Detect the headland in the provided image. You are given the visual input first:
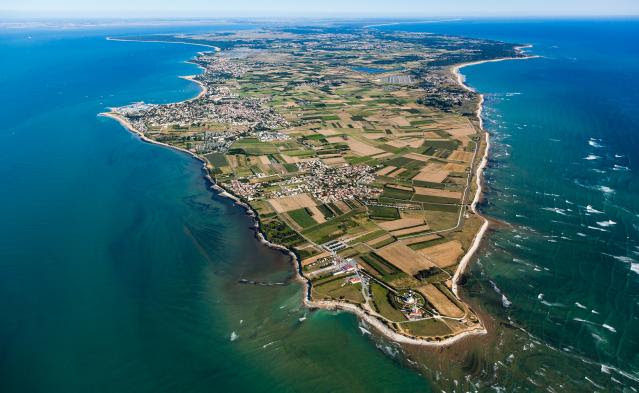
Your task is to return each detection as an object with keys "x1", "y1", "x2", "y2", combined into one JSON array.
[{"x1": 102, "y1": 27, "x2": 532, "y2": 345}]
